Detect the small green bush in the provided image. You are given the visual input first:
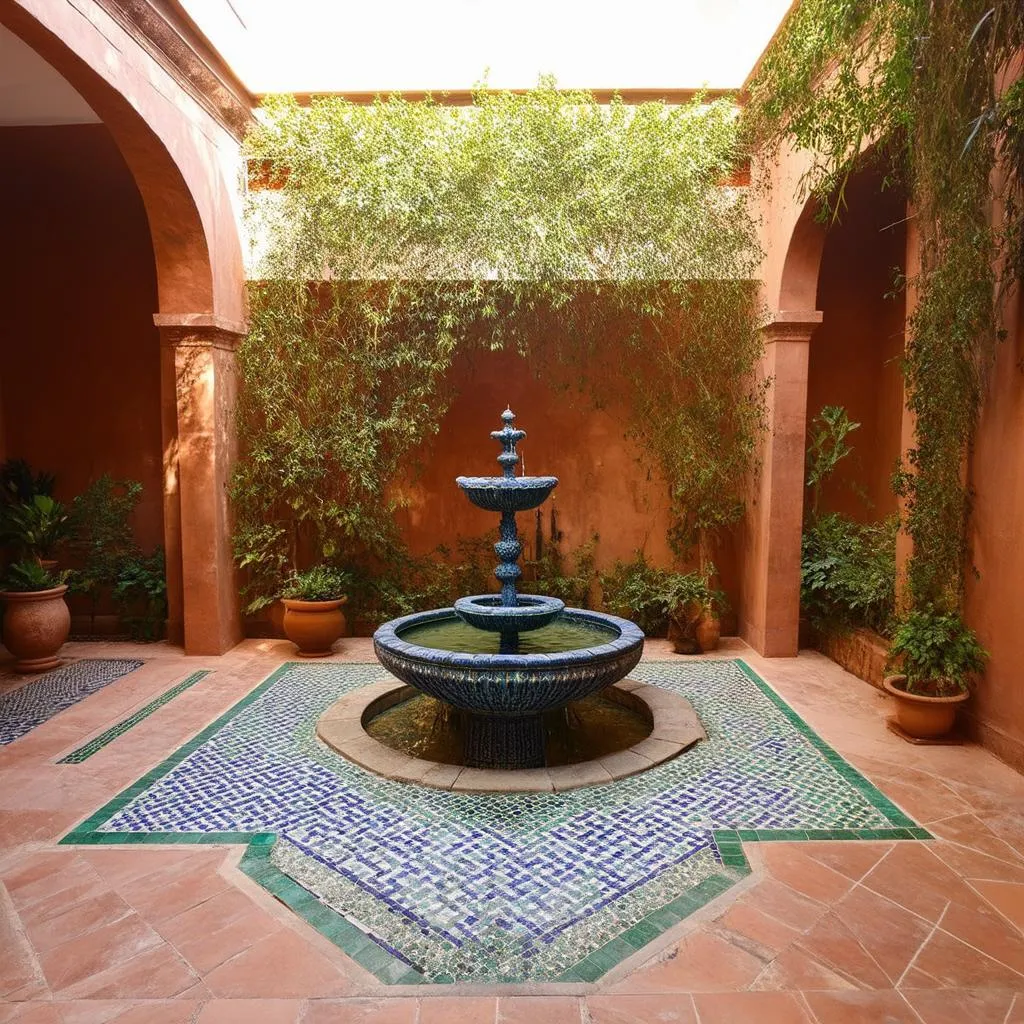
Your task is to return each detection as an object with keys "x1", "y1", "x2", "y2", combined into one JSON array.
[
  {"x1": 3, "y1": 559, "x2": 65, "y2": 592},
  {"x1": 888, "y1": 607, "x2": 987, "y2": 696},
  {"x1": 281, "y1": 565, "x2": 353, "y2": 602}
]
